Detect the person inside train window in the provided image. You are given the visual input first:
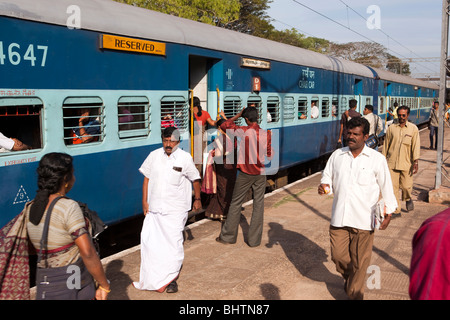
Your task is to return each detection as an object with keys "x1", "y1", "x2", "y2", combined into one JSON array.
[
  {"x1": 161, "y1": 113, "x2": 176, "y2": 128},
  {"x1": 72, "y1": 108, "x2": 100, "y2": 144},
  {"x1": 311, "y1": 101, "x2": 319, "y2": 119},
  {"x1": 118, "y1": 106, "x2": 134, "y2": 124},
  {"x1": 0, "y1": 131, "x2": 31, "y2": 152}
]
